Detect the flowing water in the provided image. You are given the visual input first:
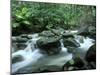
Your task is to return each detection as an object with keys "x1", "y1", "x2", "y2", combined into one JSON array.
[
  {"x1": 74, "y1": 35, "x2": 95, "y2": 58},
  {"x1": 12, "y1": 34, "x2": 95, "y2": 74}
]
